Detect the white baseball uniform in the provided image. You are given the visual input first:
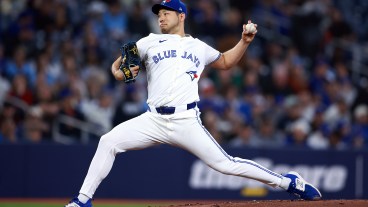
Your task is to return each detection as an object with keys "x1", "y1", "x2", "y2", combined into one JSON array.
[{"x1": 79, "y1": 33, "x2": 286, "y2": 198}]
